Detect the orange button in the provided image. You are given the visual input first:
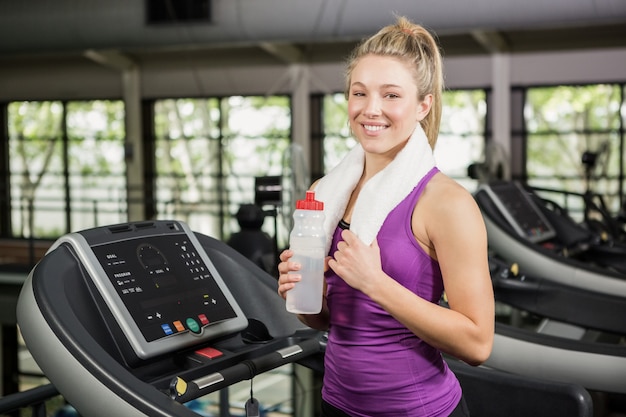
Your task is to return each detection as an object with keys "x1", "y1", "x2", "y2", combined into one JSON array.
[{"x1": 173, "y1": 320, "x2": 185, "y2": 332}]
